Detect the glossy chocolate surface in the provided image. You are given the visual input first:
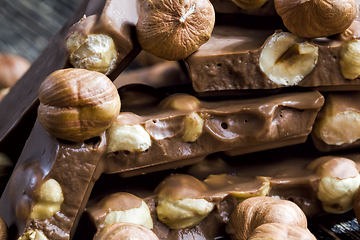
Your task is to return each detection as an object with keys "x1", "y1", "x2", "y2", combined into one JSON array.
[
  {"x1": 104, "y1": 91, "x2": 324, "y2": 176},
  {"x1": 84, "y1": 144, "x2": 360, "y2": 240},
  {"x1": 0, "y1": 90, "x2": 323, "y2": 239},
  {"x1": 186, "y1": 21, "x2": 360, "y2": 93}
]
